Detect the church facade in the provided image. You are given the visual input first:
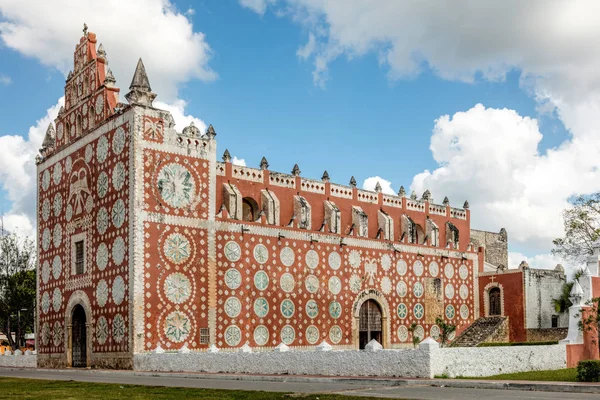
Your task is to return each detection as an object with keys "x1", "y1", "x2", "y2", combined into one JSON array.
[{"x1": 35, "y1": 28, "x2": 493, "y2": 369}]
